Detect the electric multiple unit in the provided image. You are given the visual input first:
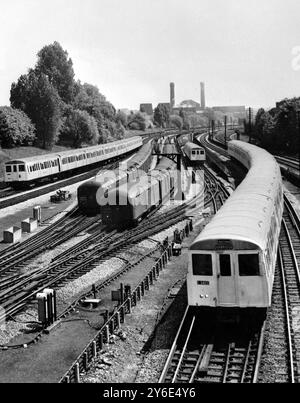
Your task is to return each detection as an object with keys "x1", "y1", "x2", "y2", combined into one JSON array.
[
  {"x1": 187, "y1": 140, "x2": 283, "y2": 312},
  {"x1": 4, "y1": 137, "x2": 142, "y2": 188}
]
